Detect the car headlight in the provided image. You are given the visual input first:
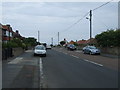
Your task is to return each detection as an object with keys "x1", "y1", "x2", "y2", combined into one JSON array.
[{"x1": 42, "y1": 51, "x2": 46, "y2": 54}]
